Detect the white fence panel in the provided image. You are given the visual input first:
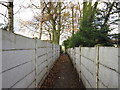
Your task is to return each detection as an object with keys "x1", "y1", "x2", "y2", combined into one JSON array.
[
  {"x1": 2, "y1": 31, "x2": 60, "y2": 88},
  {"x1": 67, "y1": 46, "x2": 119, "y2": 89},
  {"x1": 98, "y1": 47, "x2": 118, "y2": 88}
]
